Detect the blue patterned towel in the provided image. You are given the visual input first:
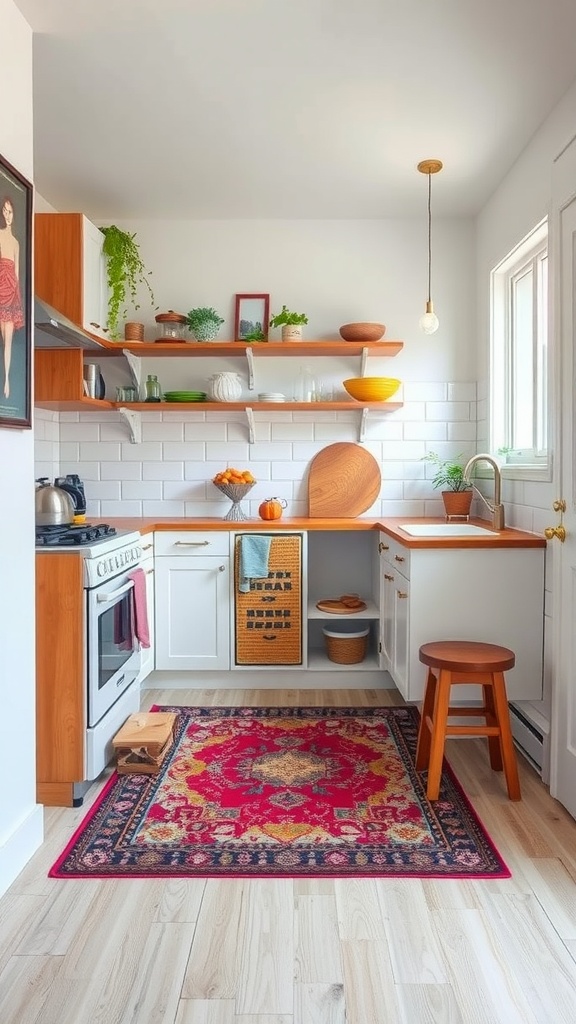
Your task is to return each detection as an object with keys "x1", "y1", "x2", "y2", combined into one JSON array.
[{"x1": 238, "y1": 535, "x2": 272, "y2": 593}]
